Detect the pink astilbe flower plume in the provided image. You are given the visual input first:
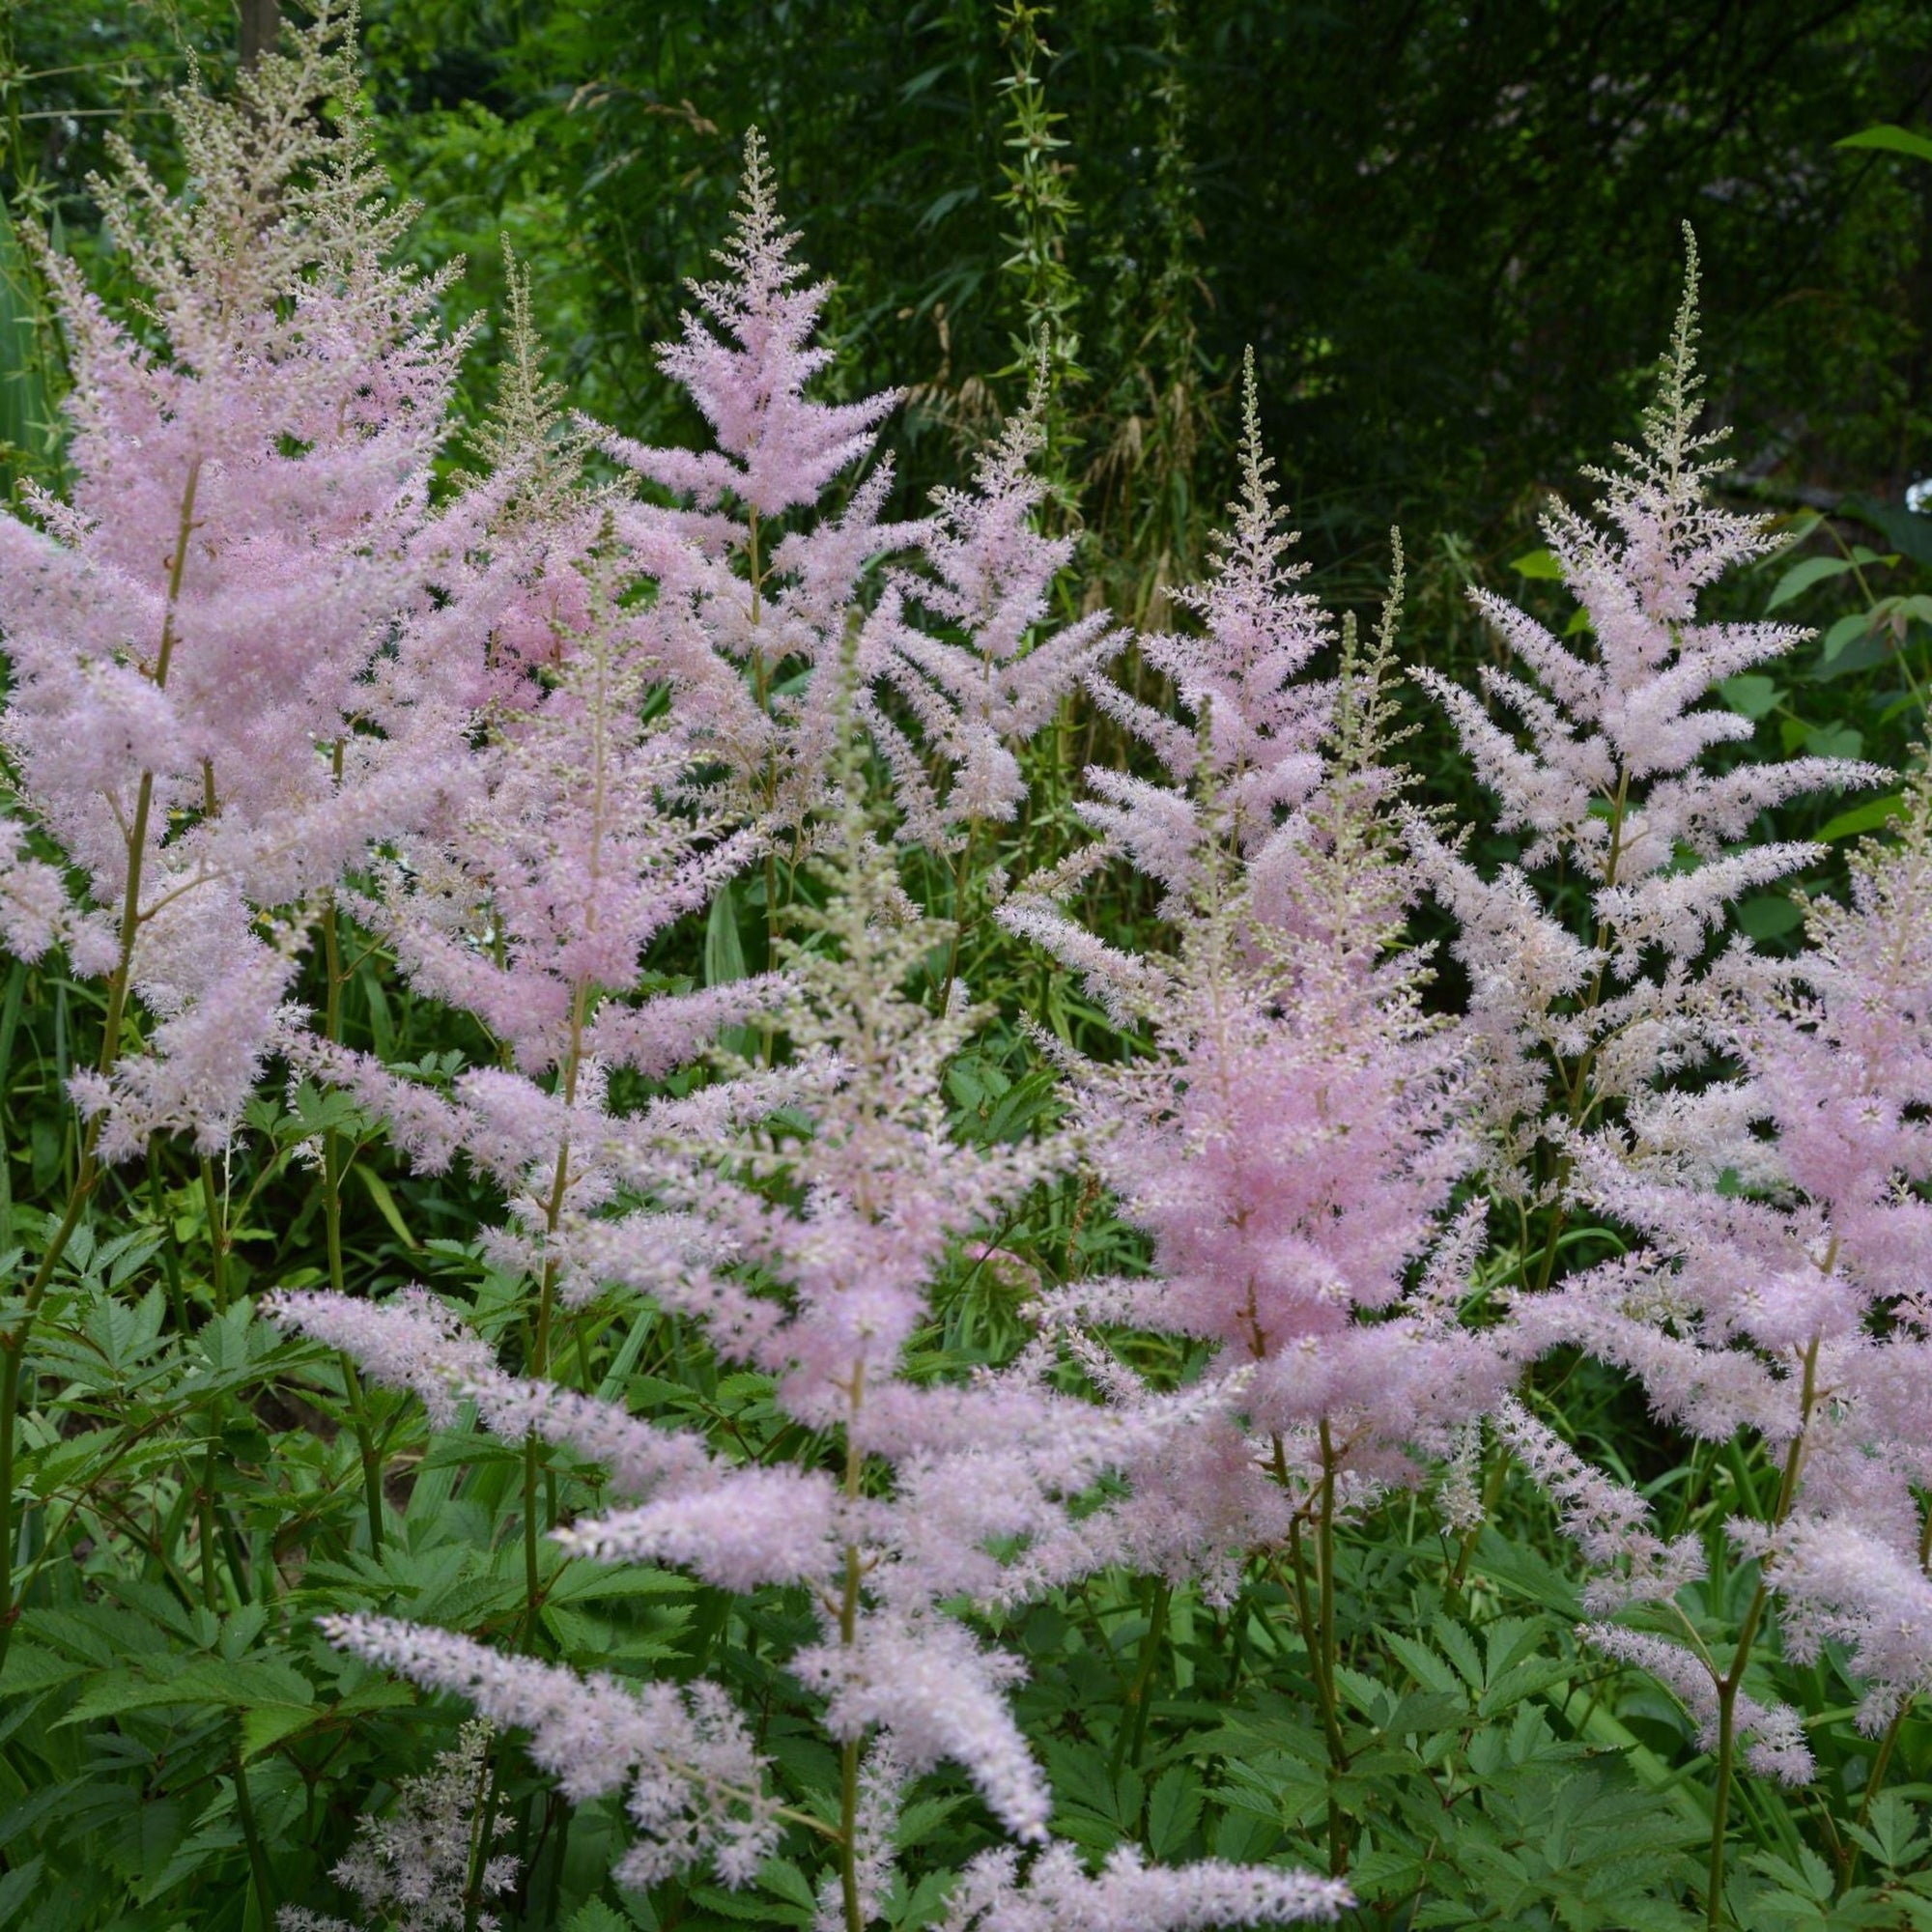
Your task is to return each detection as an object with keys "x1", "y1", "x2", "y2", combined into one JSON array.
[
  {"x1": 935, "y1": 1844, "x2": 1350, "y2": 1931},
  {"x1": 1006, "y1": 385, "x2": 1500, "y2": 1591},
  {"x1": 0, "y1": 3, "x2": 470, "y2": 1156},
  {"x1": 289, "y1": 261, "x2": 779, "y2": 1299},
  {"x1": 318, "y1": 1616, "x2": 781, "y2": 1891},
  {"x1": 1406, "y1": 231, "x2": 1883, "y2": 1203},
  {"x1": 1580, "y1": 1625, "x2": 1814, "y2": 1785},
  {"x1": 594, "y1": 132, "x2": 925, "y2": 837},
  {"x1": 1513, "y1": 773, "x2": 1932, "y2": 1742},
  {"x1": 275, "y1": 728, "x2": 1339, "y2": 1922},
  {"x1": 1074, "y1": 349, "x2": 1334, "y2": 905},
  {"x1": 867, "y1": 366, "x2": 1127, "y2": 848}
]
